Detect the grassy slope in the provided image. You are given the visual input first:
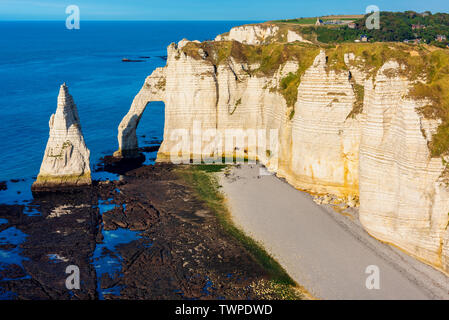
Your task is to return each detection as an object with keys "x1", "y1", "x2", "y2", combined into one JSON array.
[{"x1": 176, "y1": 164, "x2": 307, "y2": 299}]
